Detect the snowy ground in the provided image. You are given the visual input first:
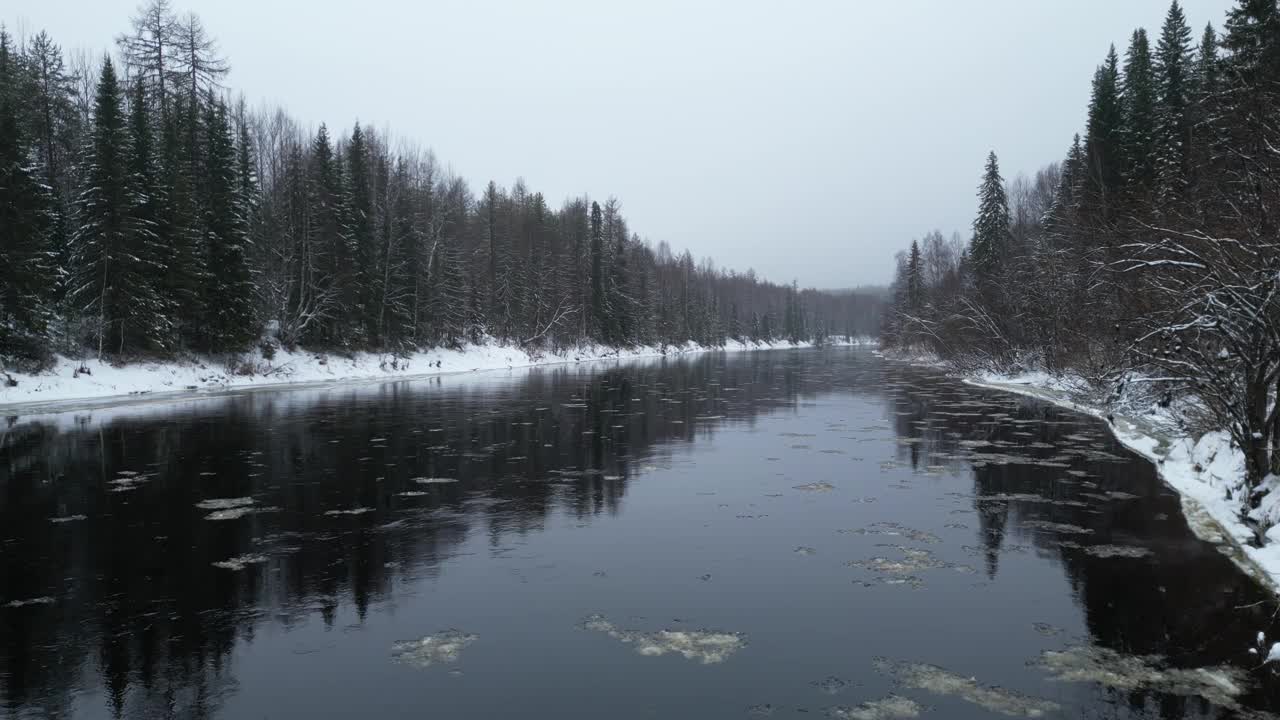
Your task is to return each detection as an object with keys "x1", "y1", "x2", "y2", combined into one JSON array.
[
  {"x1": 0, "y1": 337, "x2": 876, "y2": 412},
  {"x1": 962, "y1": 368, "x2": 1280, "y2": 597}
]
